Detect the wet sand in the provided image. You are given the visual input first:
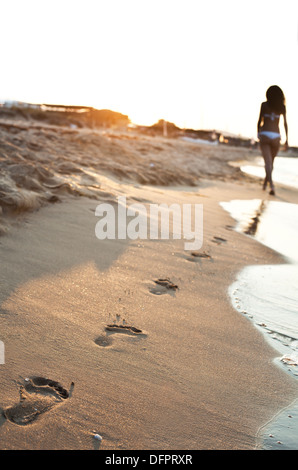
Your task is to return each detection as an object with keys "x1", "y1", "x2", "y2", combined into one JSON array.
[{"x1": 0, "y1": 122, "x2": 298, "y2": 449}]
